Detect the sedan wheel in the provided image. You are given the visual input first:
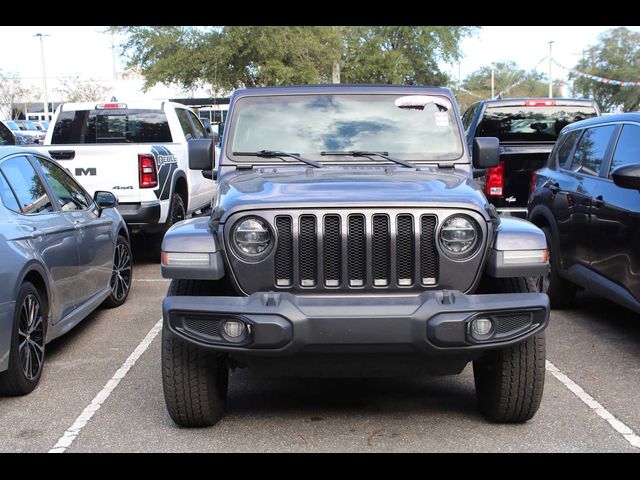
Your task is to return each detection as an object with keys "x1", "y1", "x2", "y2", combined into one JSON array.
[
  {"x1": 102, "y1": 235, "x2": 133, "y2": 308},
  {"x1": 18, "y1": 294, "x2": 45, "y2": 381}
]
